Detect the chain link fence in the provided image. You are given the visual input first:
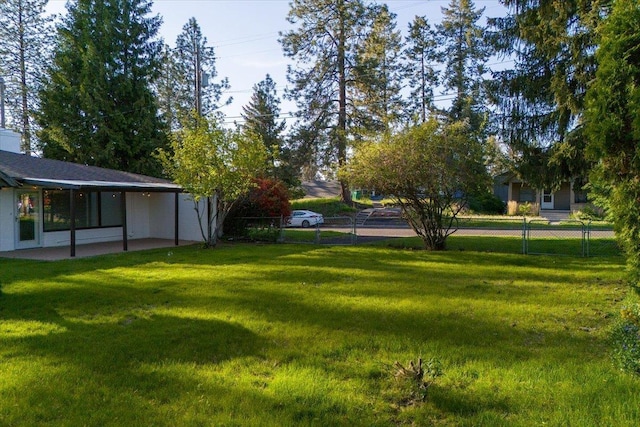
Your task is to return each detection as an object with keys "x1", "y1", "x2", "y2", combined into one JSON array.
[{"x1": 227, "y1": 214, "x2": 619, "y2": 257}]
